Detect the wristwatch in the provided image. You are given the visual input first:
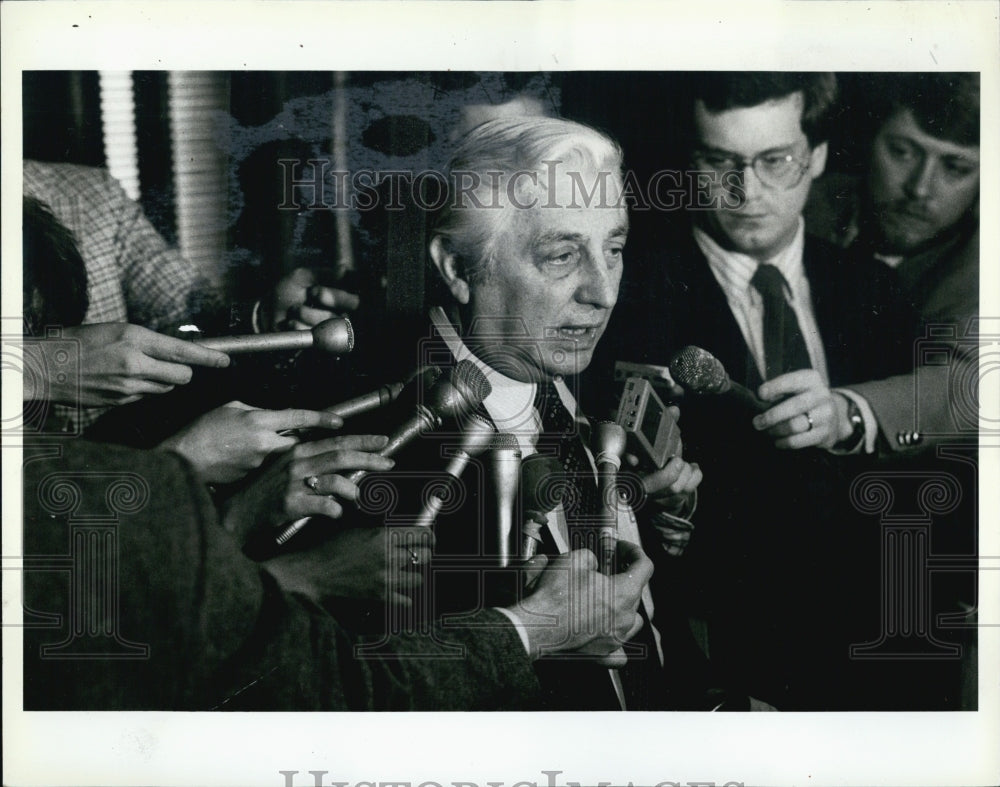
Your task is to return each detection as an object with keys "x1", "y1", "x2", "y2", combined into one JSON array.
[{"x1": 834, "y1": 396, "x2": 865, "y2": 452}]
